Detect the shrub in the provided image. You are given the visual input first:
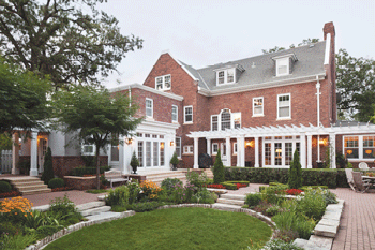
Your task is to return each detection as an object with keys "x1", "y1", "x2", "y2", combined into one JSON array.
[
  {"x1": 321, "y1": 189, "x2": 337, "y2": 205},
  {"x1": 170, "y1": 183, "x2": 185, "y2": 204},
  {"x1": 184, "y1": 183, "x2": 197, "y2": 203},
  {"x1": 213, "y1": 149, "x2": 225, "y2": 184},
  {"x1": 288, "y1": 150, "x2": 302, "y2": 189},
  {"x1": 266, "y1": 205, "x2": 285, "y2": 216},
  {"x1": 0, "y1": 233, "x2": 37, "y2": 250},
  {"x1": 186, "y1": 171, "x2": 208, "y2": 190},
  {"x1": 0, "y1": 181, "x2": 12, "y2": 193},
  {"x1": 41, "y1": 147, "x2": 54, "y2": 185},
  {"x1": 72, "y1": 166, "x2": 110, "y2": 176},
  {"x1": 36, "y1": 224, "x2": 64, "y2": 238},
  {"x1": 161, "y1": 178, "x2": 183, "y2": 195},
  {"x1": 264, "y1": 186, "x2": 288, "y2": 205},
  {"x1": 170, "y1": 152, "x2": 179, "y2": 165},
  {"x1": 192, "y1": 188, "x2": 216, "y2": 204},
  {"x1": 297, "y1": 190, "x2": 326, "y2": 221},
  {"x1": 245, "y1": 193, "x2": 262, "y2": 207},
  {"x1": 0, "y1": 221, "x2": 23, "y2": 236},
  {"x1": 127, "y1": 181, "x2": 141, "y2": 204},
  {"x1": 105, "y1": 186, "x2": 130, "y2": 206},
  {"x1": 49, "y1": 194, "x2": 76, "y2": 214},
  {"x1": 272, "y1": 212, "x2": 315, "y2": 240},
  {"x1": 48, "y1": 178, "x2": 64, "y2": 189},
  {"x1": 130, "y1": 201, "x2": 164, "y2": 212}
]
